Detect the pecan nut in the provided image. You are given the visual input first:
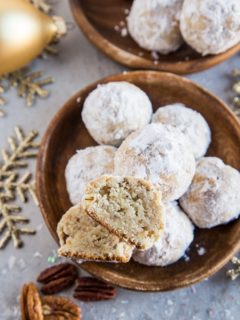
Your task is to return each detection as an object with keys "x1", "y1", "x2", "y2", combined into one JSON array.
[
  {"x1": 74, "y1": 277, "x2": 116, "y2": 302},
  {"x1": 37, "y1": 263, "x2": 78, "y2": 294},
  {"x1": 37, "y1": 263, "x2": 78, "y2": 283},
  {"x1": 41, "y1": 295, "x2": 81, "y2": 320},
  {"x1": 20, "y1": 282, "x2": 43, "y2": 320}
]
